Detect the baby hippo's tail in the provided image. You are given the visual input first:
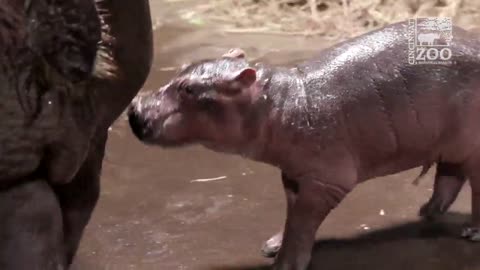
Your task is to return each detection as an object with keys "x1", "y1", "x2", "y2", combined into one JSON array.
[{"x1": 412, "y1": 162, "x2": 434, "y2": 186}]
